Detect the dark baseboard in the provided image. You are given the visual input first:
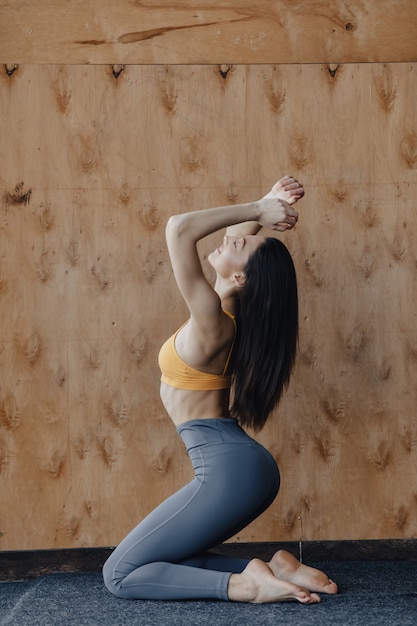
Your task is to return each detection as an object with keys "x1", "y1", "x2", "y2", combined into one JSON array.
[
  {"x1": 211, "y1": 539, "x2": 417, "y2": 563},
  {"x1": 0, "y1": 540, "x2": 416, "y2": 582}
]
